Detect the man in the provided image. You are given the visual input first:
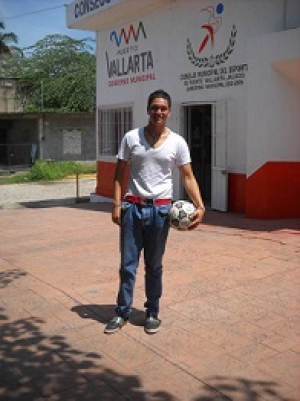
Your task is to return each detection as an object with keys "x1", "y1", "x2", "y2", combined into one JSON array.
[{"x1": 104, "y1": 89, "x2": 205, "y2": 335}]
